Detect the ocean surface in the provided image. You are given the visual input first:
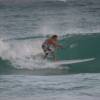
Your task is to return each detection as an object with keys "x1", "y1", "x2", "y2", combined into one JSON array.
[{"x1": 0, "y1": 0, "x2": 100, "y2": 100}]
